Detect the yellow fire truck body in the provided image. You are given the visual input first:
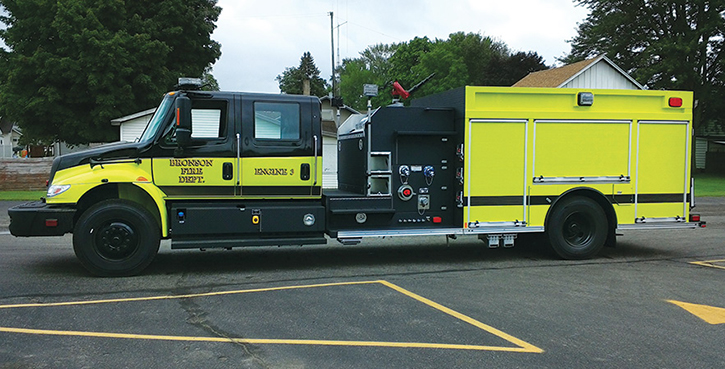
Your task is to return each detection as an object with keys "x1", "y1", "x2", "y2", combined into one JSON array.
[{"x1": 9, "y1": 83, "x2": 703, "y2": 276}]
